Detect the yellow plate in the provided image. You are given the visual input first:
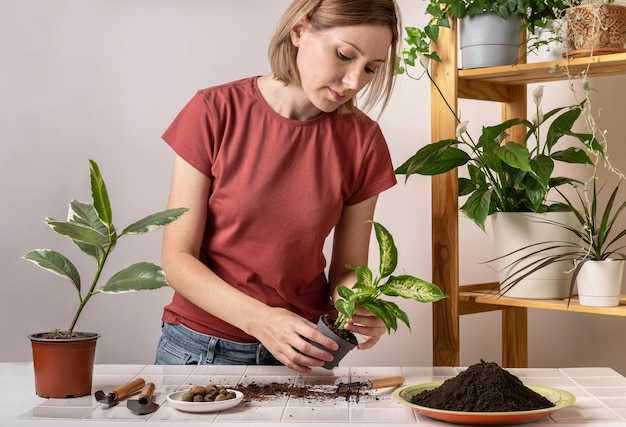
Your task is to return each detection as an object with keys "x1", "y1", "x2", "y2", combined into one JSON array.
[{"x1": 393, "y1": 381, "x2": 575, "y2": 425}]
